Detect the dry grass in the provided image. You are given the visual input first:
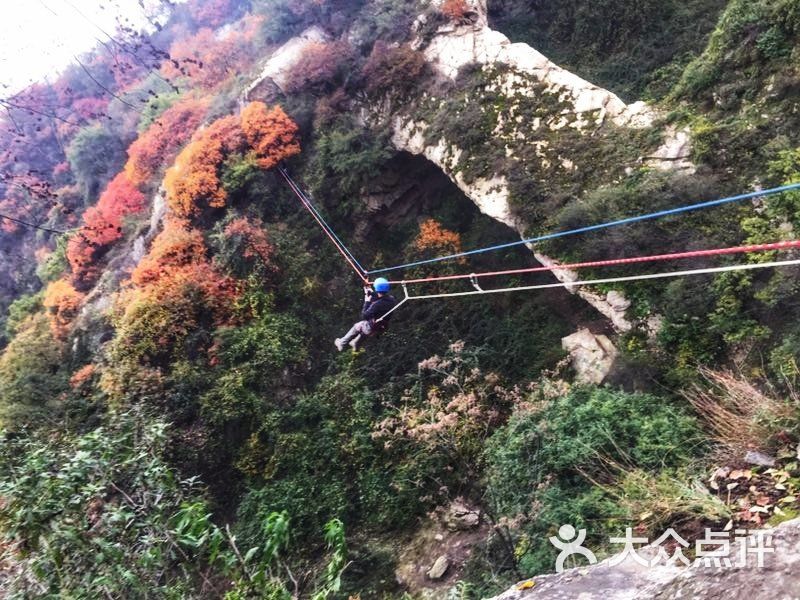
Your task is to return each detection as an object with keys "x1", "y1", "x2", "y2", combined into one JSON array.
[{"x1": 683, "y1": 368, "x2": 797, "y2": 453}]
